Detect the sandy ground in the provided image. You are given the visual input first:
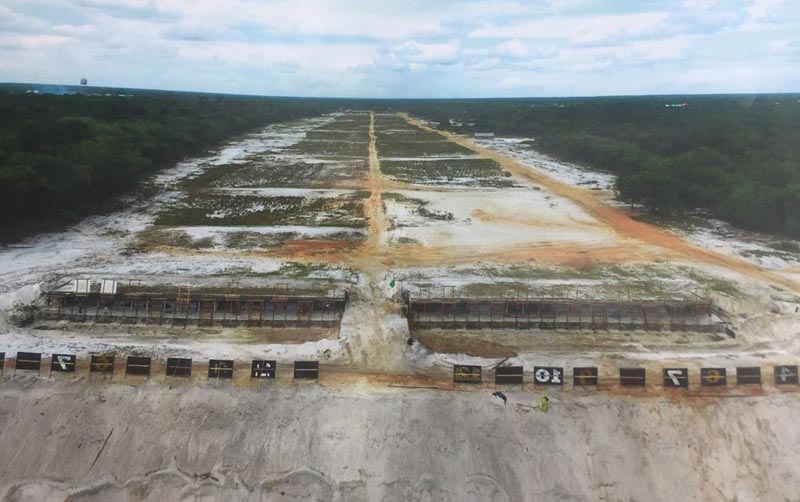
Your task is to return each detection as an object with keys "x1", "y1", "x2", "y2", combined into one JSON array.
[
  {"x1": 1, "y1": 110, "x2": 800, "y2": 501},
  {"x1": 404, "y1": 114, "x2": 800, "y2": 294},
  {"x1": 0, "y1": 379, "x2": 798, "y2": 502}
]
